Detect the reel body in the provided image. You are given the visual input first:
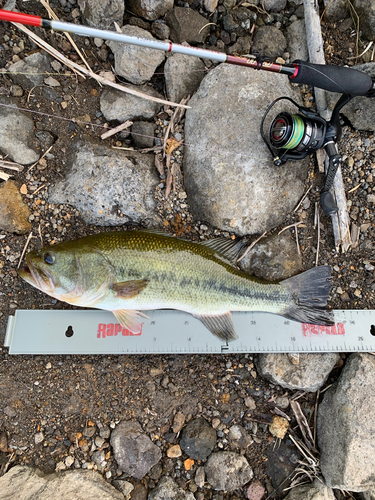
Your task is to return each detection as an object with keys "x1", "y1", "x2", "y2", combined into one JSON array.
[{"x1": 261, "y1": 97, "x2": 327, "y2": 166}]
